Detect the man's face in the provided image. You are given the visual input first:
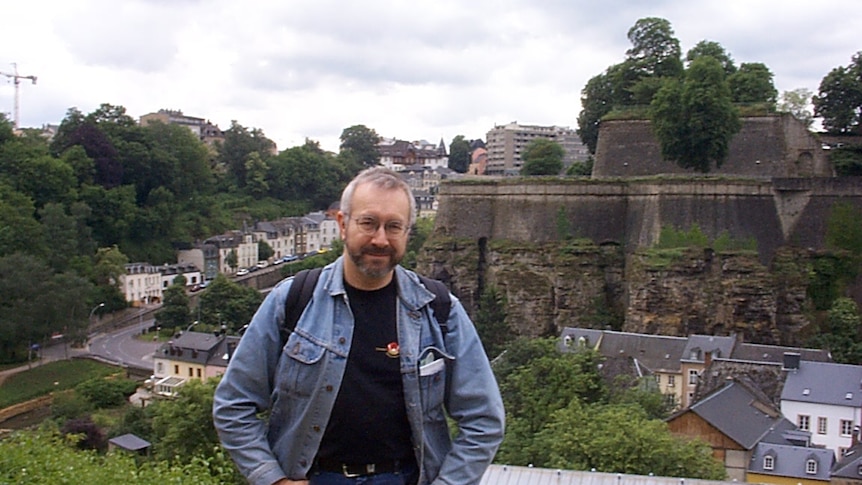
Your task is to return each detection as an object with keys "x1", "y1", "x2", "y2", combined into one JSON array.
[{"x1": 338, "y1": 182, "x2": 411, "y2": 288}]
